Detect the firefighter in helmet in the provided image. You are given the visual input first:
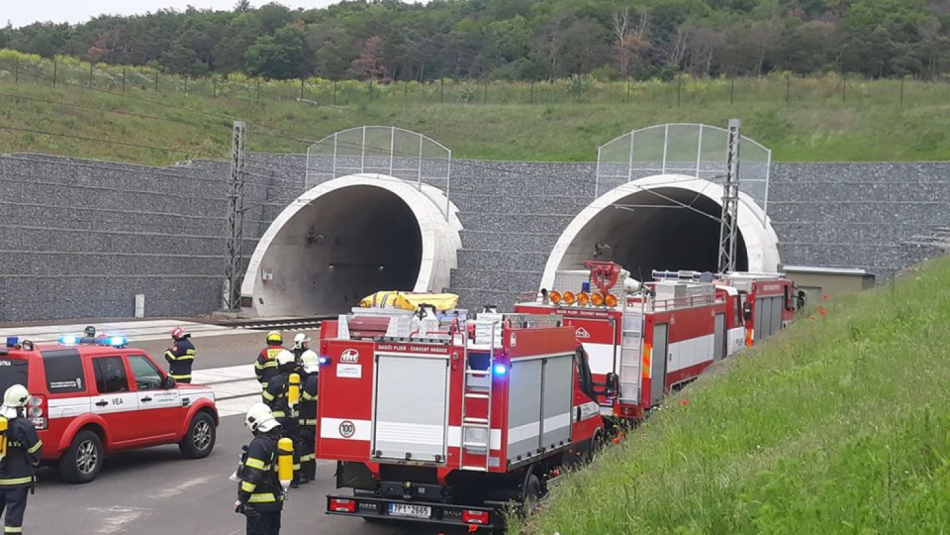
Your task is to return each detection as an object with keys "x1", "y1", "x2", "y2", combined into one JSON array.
[
  {"x1": 296, "y1": 350, "x2": 319, "y2": 484},
  {"x1": 164, "y1": 327, "x2": 196, "y2": 384},
  {"x1": 291, "y1": 333, "x2": 311, "y2": 364},
  {"x1": 235, "y1": 403, "x2": 284, "y2": 535},
  {"x1": 261, "y1": 350, "x2": 301, "y2": 487},
  {"x1": 0, "y1": 385, "x2": 43, "y2": 534},
  {"x1": 255, "y1": 331, "x2": 284, "y2": 386}
]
